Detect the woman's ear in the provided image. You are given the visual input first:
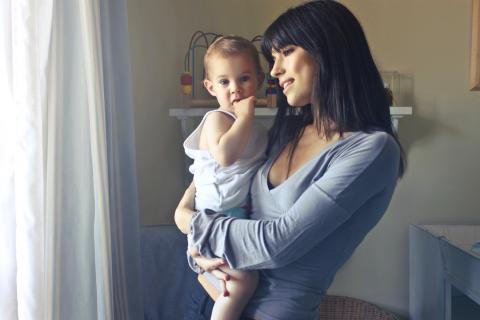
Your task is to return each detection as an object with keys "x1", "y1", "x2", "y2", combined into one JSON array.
[
  {"x1": 257, "y1": 72, "x2": 265, "y2": 89},
  {"x1": 203, "y1": 79, "x2": 216, "y2": 97}
]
